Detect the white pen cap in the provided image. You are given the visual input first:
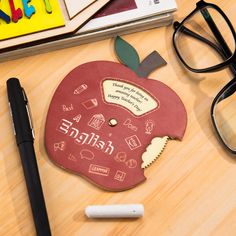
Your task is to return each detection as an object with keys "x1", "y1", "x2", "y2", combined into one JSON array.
[{"x1": 85, "y1": 204, "x2": 144, "y2": 218}]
